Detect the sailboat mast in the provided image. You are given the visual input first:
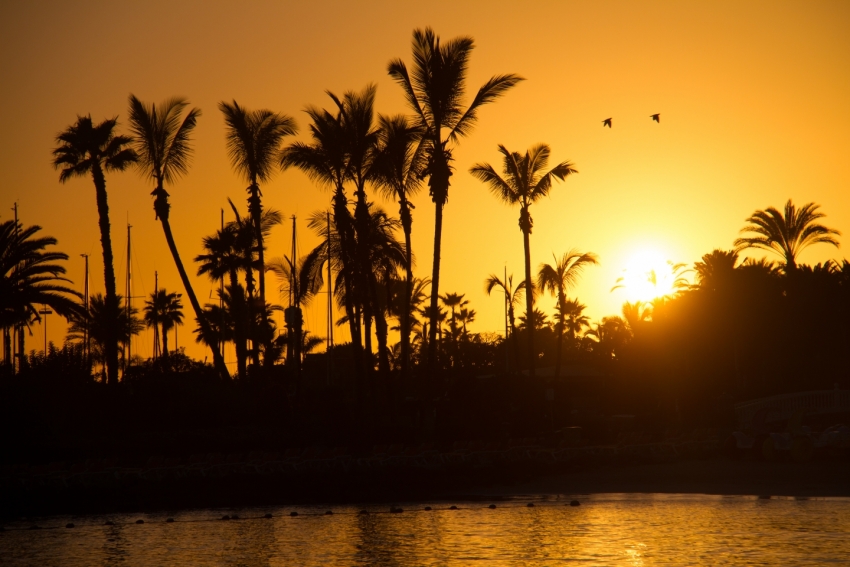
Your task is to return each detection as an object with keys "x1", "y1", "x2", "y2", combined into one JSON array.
[{"x1": 125, "y1": 223, "x2": 132, "y2": 373}]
